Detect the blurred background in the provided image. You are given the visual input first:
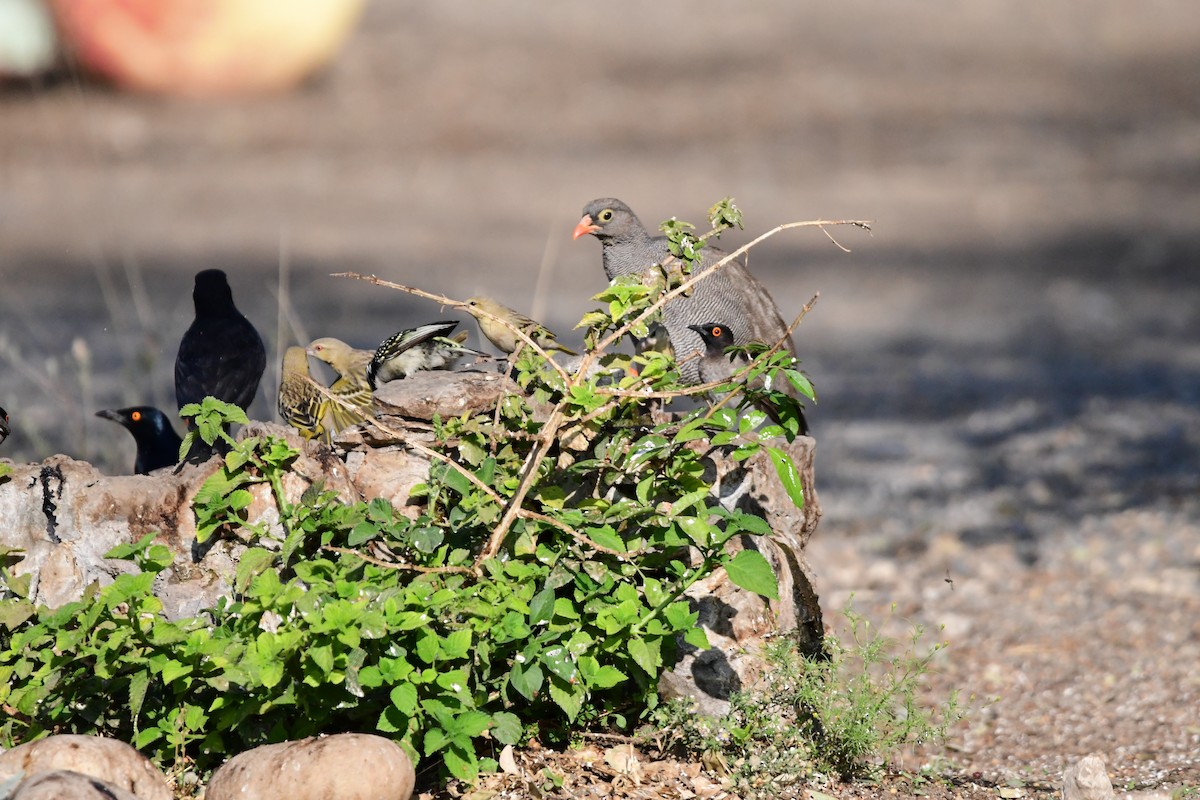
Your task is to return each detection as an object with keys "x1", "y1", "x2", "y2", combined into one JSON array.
[{"x1": 2, "y1": 0, "x2": 1198, "y2": 528}]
